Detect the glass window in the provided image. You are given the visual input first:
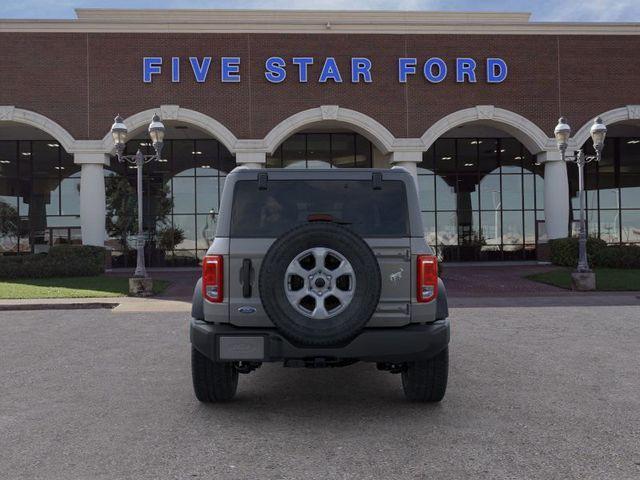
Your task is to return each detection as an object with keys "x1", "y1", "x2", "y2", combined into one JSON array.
[
  {"x1": 172, "y1": 140, "x2": 195, "y2": 176},
  {"x1": 620, "y1": 138, "x2": 640, "y2": 174},
  {"x1": 0, "y1": 141, "x2": 18, "y2": 177},
  {"x1": 479, "y1": 175, "x2": 501, "y2": 211},
  {"x1": 502, "y1": 175, "x2": 523, "y2": 210},
  {"x1": 500, "y1": 138, "x2": 523, "y2": 174},
  {"x1": 355, "y1": 134, "x2": 372, "y2": 168},
  {"x1": 421, "y1": 211, "x2": 436, "y2": 245},
  {"x1": 307, "y1": 134, "x2": 331, "y2": 166},
  {"x1": 196, "y1": 176, "x2": 220, "y2": 214},
  {"x1": 456, "y1": 176, "x2": 479, "y2": 211},
  {"x1": 172, "y1": 214, "x2": 196, "y2": 250},
  {"x1": 477, "y1": 139, "x2": 498, "y2": 174},
  {"x1": 60, "y1": 176, "x2": 80, "y2": 215},
  {"x1": 267, "y1": 146, "x2": 282, "y2": 168},
  {"x1": 435, "y1": 175, "x2": 456, "y2": 211},
  {"x1": 197, "y1": 213, "x2": 217, "y2": 250},
  {"x1": 436, "y1": 211, "x2": 457, "y2": 245},
  {"x1": 282, "y1": 135, "x2": 306, "y2": 168},
  {"x1": 230, "y1": 180, "x2": 409, "y2": 238},
  {"x1": 172, "y1": 177, "x2": 195, "y2": 214},
  {"x1": 457, "y1": 138, "x2": 478, "y2": 173},
  {"x1": 524, "y1": 210, "x2": 536, "y2": 245},
  {"x1": 621, "y1": 210, "x2": 640, "y2": 243},
  {"x1": 331, "y1": 134, "x2": 355, "y2": 168},
  {"x1": 419, "y1": 147, "x2": 435, "y2": 172},
  {"x1": 417, "y1": 175, "x2": 435, "y2": 211},
  {"x1": 32, "y1": 141, "x2": 59, "y2": 177},
  {"x1": 523, "y1": 174, "x2": 536, "y2": 210},
  {"x1": 435, "y1": 139, "x2": 456, "y2": 175},
  {"x1": 502, "y1": 211, "x2": 523, "y2": 247},
  {"x1": 620, "y1": 175, "x2": 640, "y2": 209},
  {"x1": 599, "y1": 210, "x2": 620, "y2": 243},
  {"x1": 194, "y1": 139, "x2": 218, "y2": 175}
]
